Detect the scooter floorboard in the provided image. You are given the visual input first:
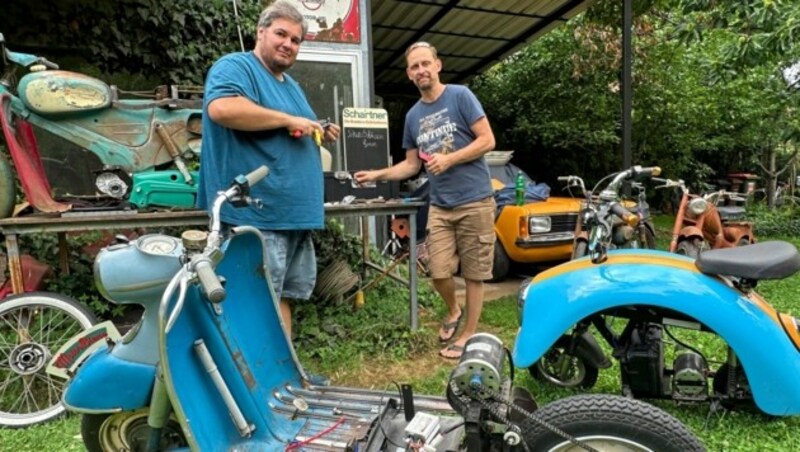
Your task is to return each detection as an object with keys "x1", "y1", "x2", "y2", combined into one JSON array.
[{"x1": 270, "y1": 384, "x2": 461, "y2": 450}]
